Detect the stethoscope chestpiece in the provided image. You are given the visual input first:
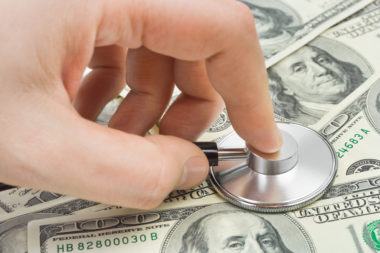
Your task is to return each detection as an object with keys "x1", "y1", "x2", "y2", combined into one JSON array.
[{"x1": 199, "y1": 122, "x2": 337, "y2": 213}]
